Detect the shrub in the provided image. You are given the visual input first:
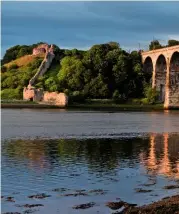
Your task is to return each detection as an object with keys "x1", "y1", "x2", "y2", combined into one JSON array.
[
  {"x1": 8, "y1": 63, "x2": 18, "y2": 70},
  {"x1": 112, "y1": 90, "x2": 125, "y2": 103},
  {"x1": 28, "y1": 58, "x2": 43, "y2": 70},
  {"x1": 1, "y1": 66, "x2": 7, "y2": 73},
  {"x1": 69, "y1": 91, "x2": 85, "y2": 104},
  {"x1": 131, "y1": 98, "x2": 142, "y2": 104},
  {"x1": 64, "y1": 89, "x2": 69, "y2": 95},
  {"x1": 141, "y1": 98, "x2": 149, "y2": 105},
  {"x1": 144, "y1": 86, "x2": 159, "y2": 104},
  {"x1": 1, "y1": 88, "x2": 22, "y2": 100}
]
